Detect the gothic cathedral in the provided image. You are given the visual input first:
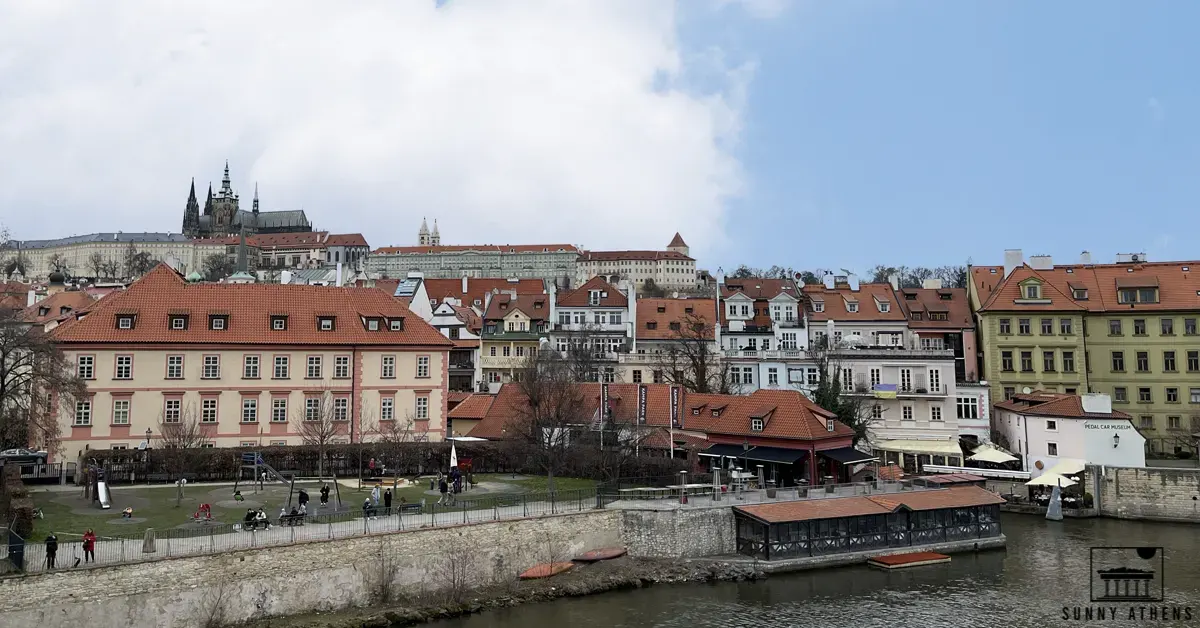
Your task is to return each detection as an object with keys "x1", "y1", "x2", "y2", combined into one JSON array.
[{"x1": 183, "y1": 162, "x2": 313, "y2": 238}]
